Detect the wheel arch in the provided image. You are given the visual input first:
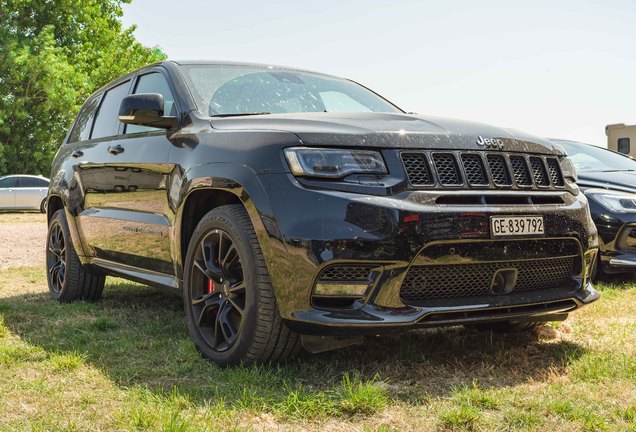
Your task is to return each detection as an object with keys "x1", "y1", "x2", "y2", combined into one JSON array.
[
  {"x1": 46, "y1": 194, "x2": 65, "y2": 223},
  {"x1": 174, "y1": 166, "x2": 286, "y2": 287},
  {"x1": 179, "y1": 188, "x2": 242, "y2": 269},
  {"x1": 45, "y1": 192, "x2": 90, "y2": 261}
]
